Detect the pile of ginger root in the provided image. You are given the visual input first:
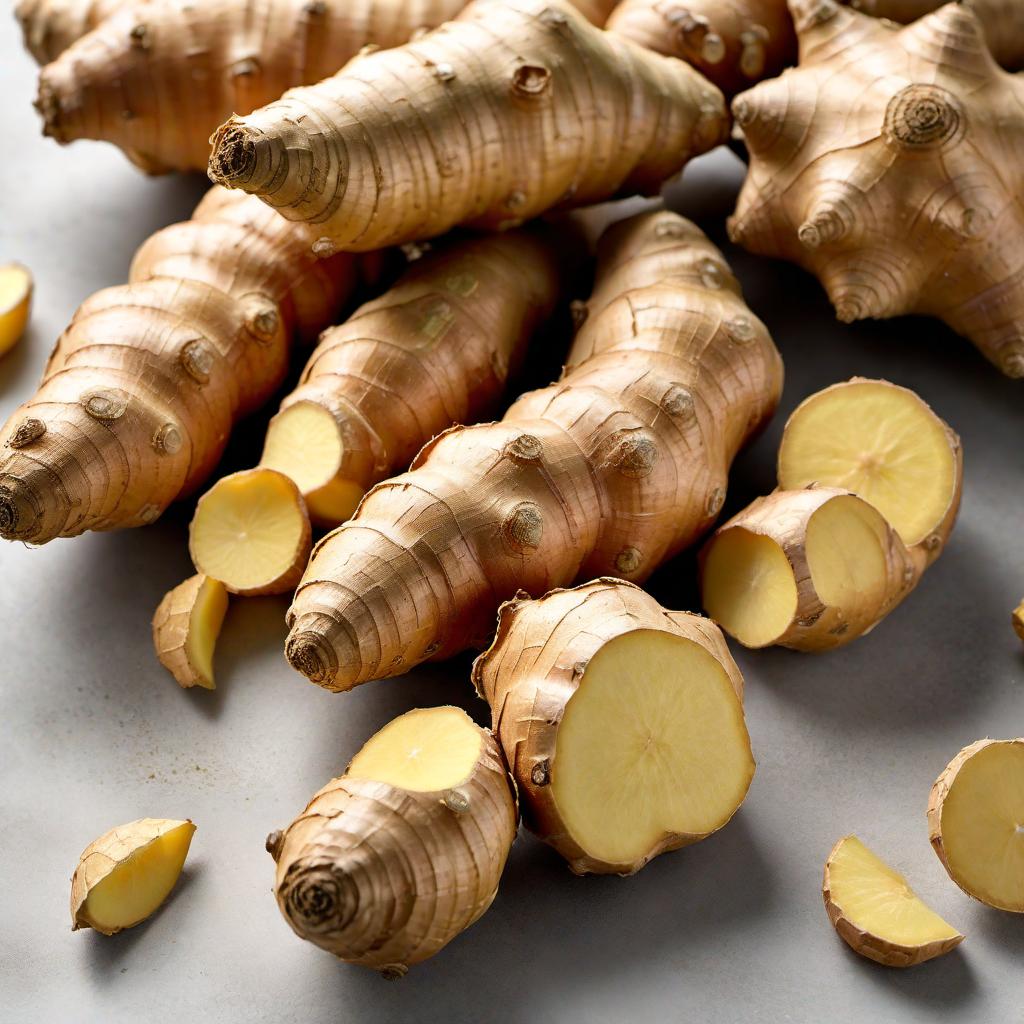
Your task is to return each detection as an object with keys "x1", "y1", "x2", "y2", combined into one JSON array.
[{"x1": 4, "y1": 0, "x2": 1023, "y2": 987}]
